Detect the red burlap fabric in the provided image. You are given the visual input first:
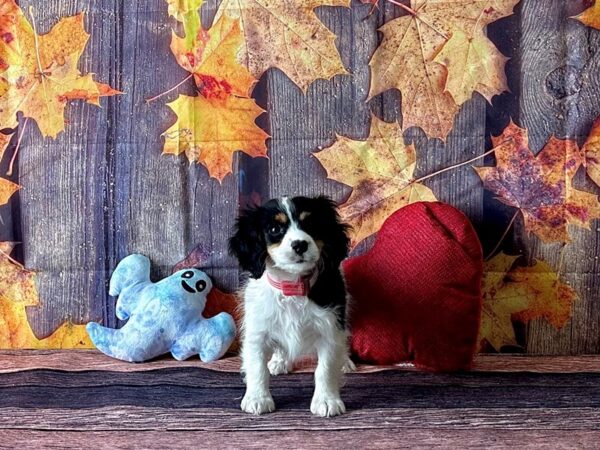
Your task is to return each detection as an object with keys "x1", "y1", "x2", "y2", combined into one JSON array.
[{"x1": 343, "y1": 202, "x2": 483, "y2": 372}]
